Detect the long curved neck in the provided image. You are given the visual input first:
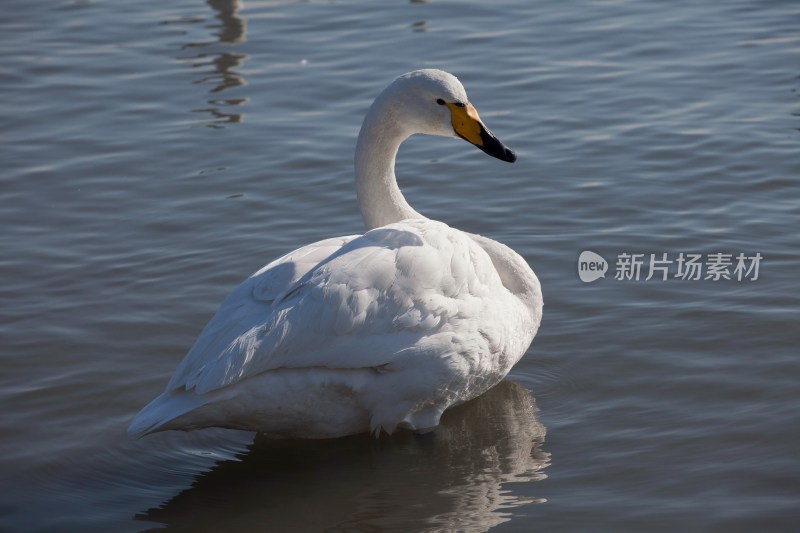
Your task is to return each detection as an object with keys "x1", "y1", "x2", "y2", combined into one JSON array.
[{"x1": 354, "y1": 95, "x2": 425, "y2": 230}]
